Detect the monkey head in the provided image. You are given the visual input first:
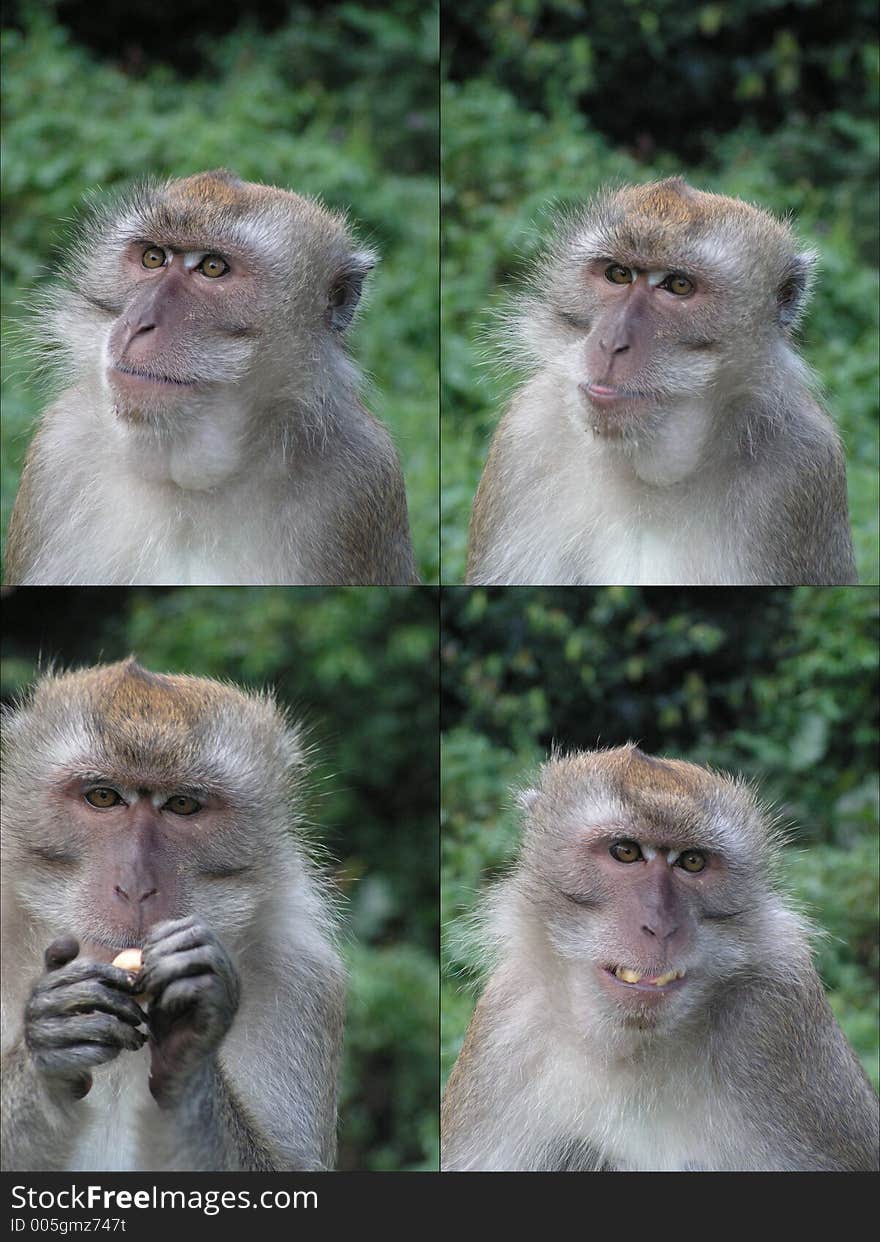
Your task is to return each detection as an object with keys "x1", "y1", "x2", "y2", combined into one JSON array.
[
  {"x1": 46, "y1": 170, "x2": 376, "y2": 427},
  {"x1": 505, "y1": 744, "x2": 801, "y2": 1039},
  {"x1": 1, "y1": 659, "x2": 305, "y2": 964},
  {"x1": 514, "y1": 178, "x2": 816, "y2": 452}
]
